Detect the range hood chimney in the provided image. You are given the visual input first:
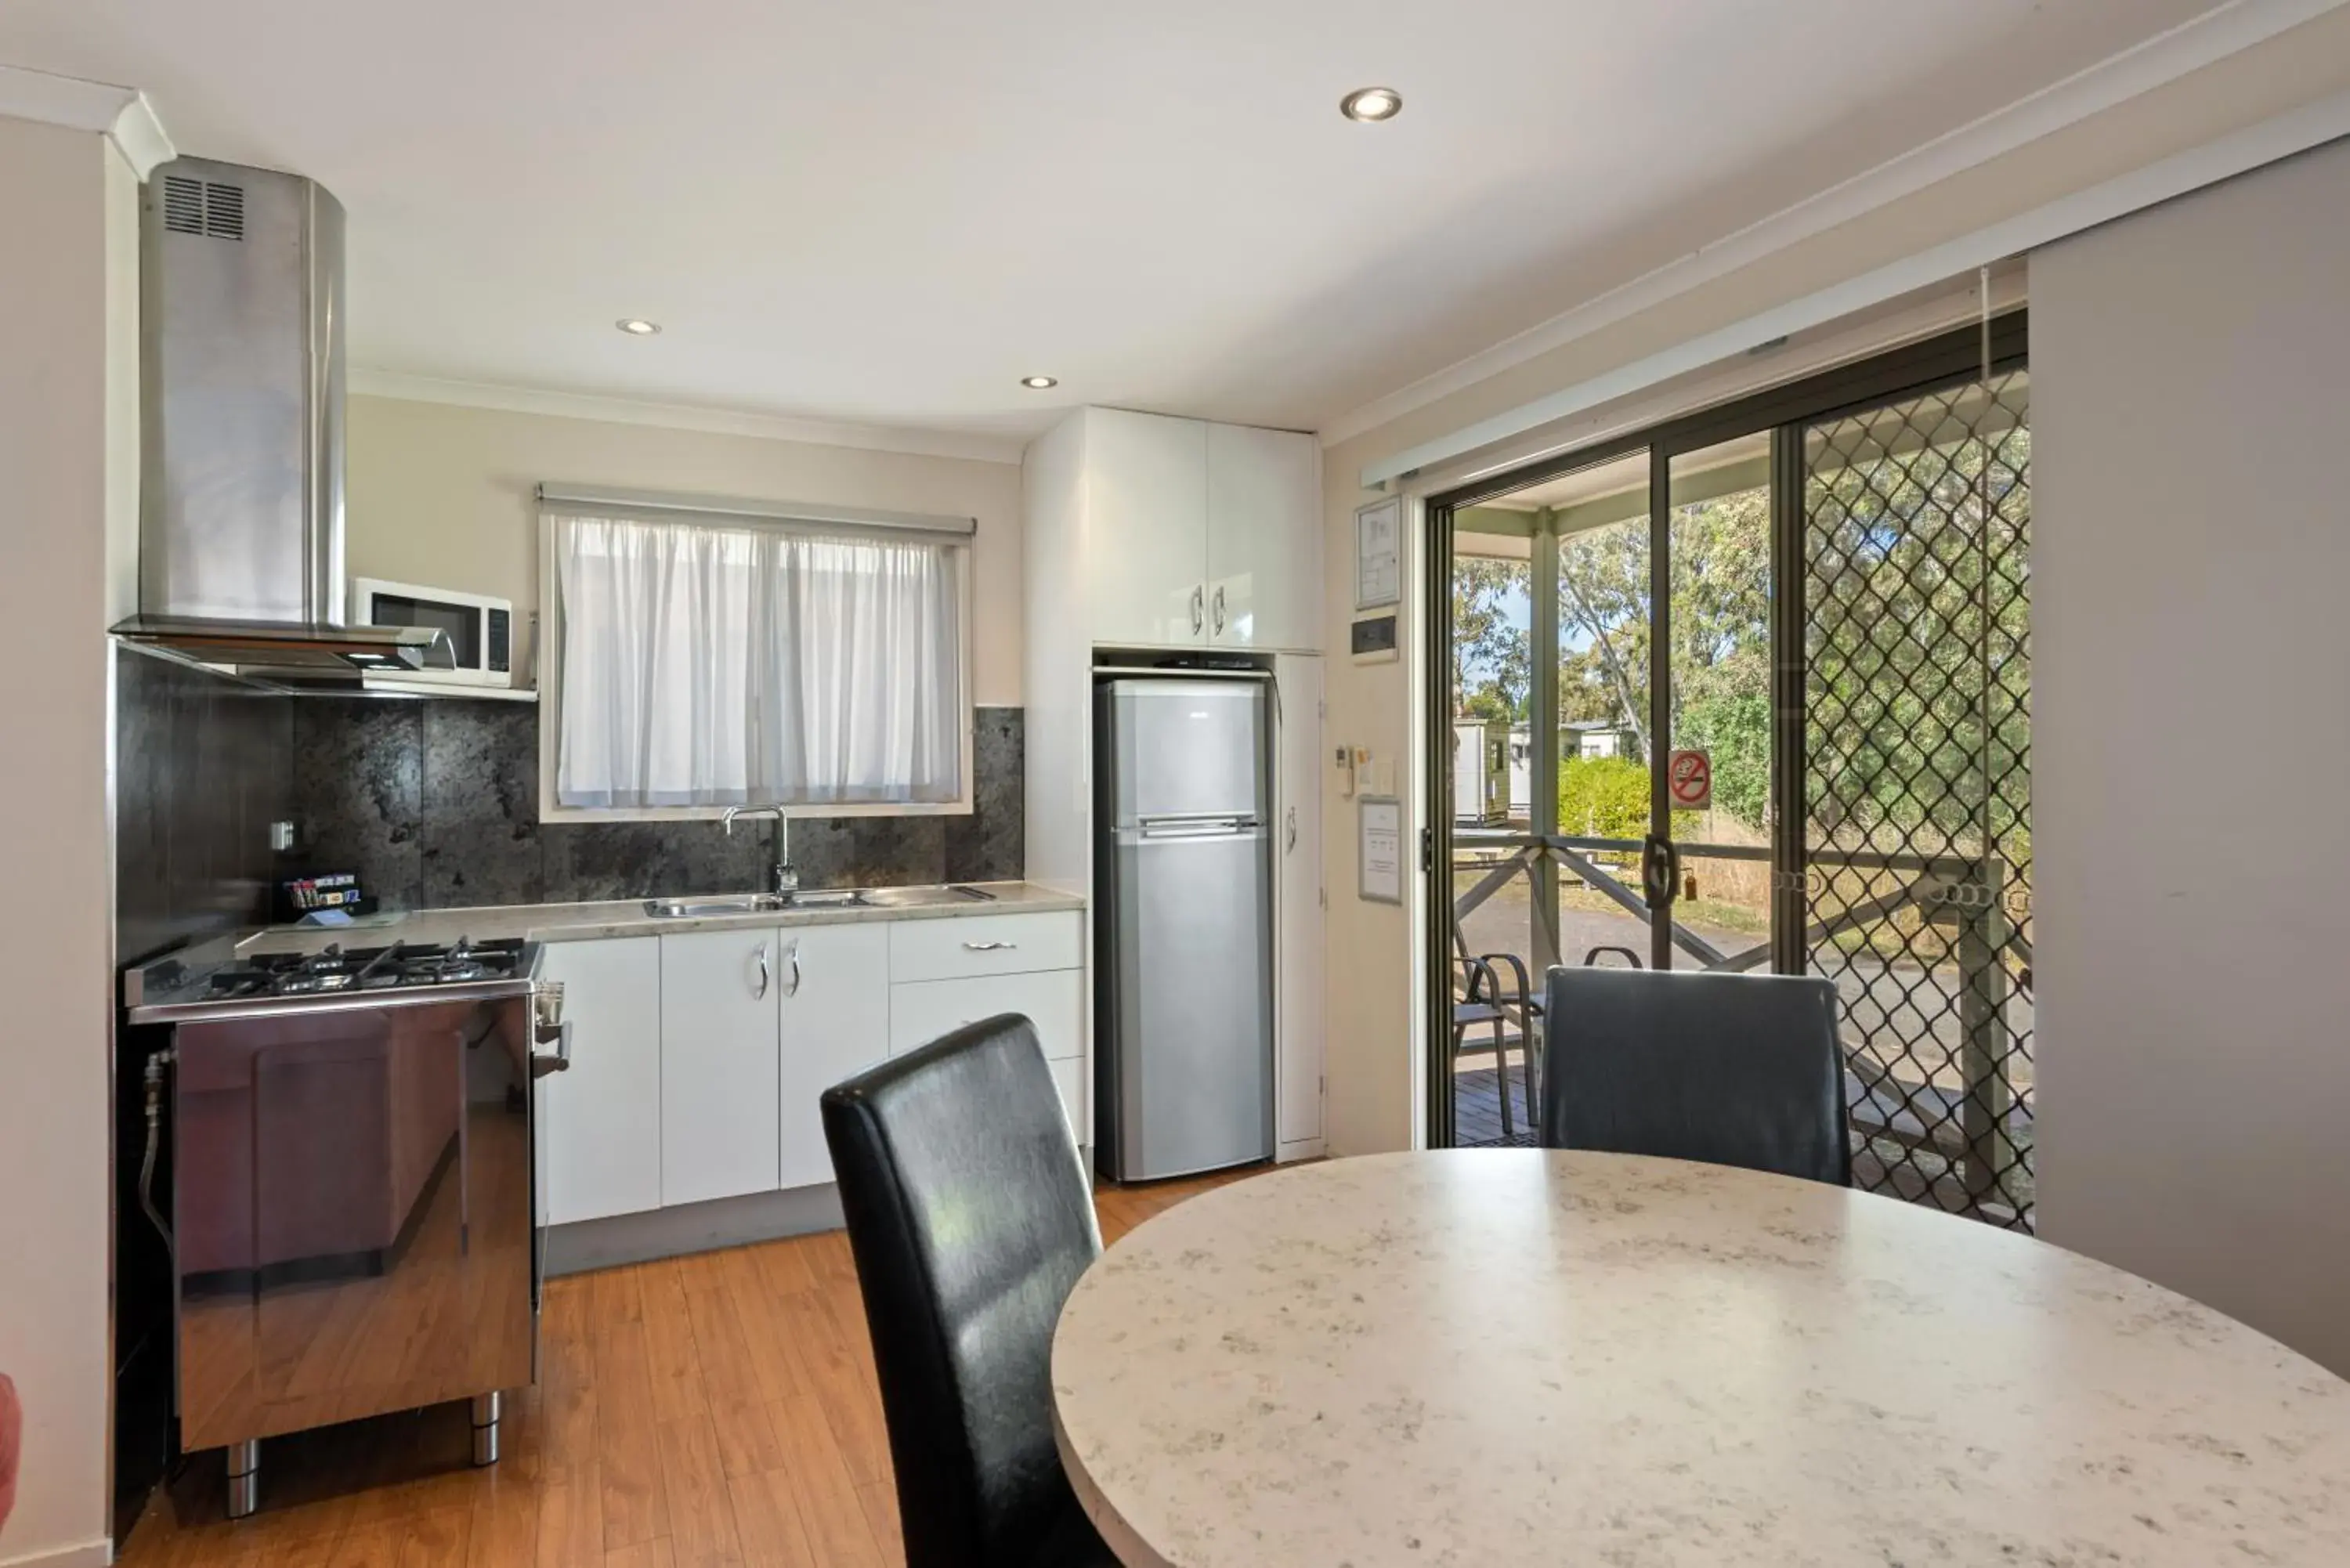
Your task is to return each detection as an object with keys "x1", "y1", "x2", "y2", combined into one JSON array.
[{"x1": 112, "y1": 156, "x2": 450, "y2": 677}]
